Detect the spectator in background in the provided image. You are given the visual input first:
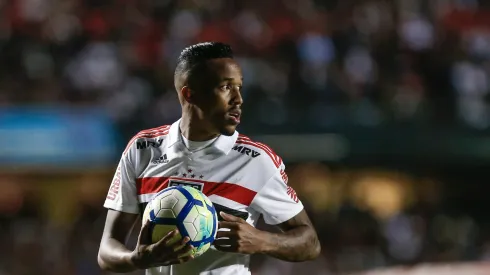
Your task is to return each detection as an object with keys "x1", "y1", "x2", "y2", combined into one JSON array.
[{"x1": 0, "y1": 1, "x2": 489, "y2": 274}]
